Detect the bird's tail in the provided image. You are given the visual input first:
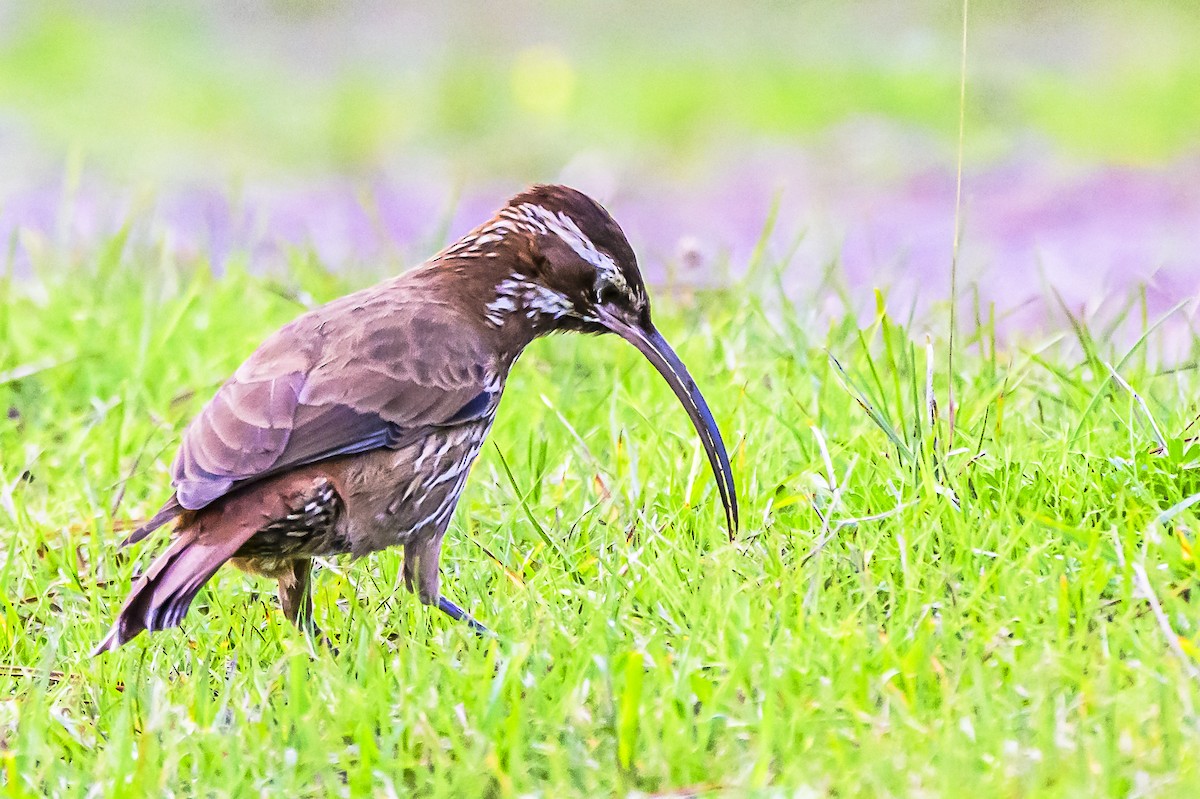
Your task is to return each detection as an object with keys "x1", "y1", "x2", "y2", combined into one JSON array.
[
  {"x1": 93, "y1": 518, "x2": 255, "y2": 654},
  {"x1": 119, "y1": 496, "x2": 184, "y2": 547}
]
